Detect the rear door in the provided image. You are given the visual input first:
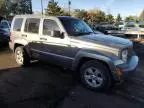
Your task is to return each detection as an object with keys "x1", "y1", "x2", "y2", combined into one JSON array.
[{"x1": 11, "y1": 18, "x2": 24, "y2": 42}]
